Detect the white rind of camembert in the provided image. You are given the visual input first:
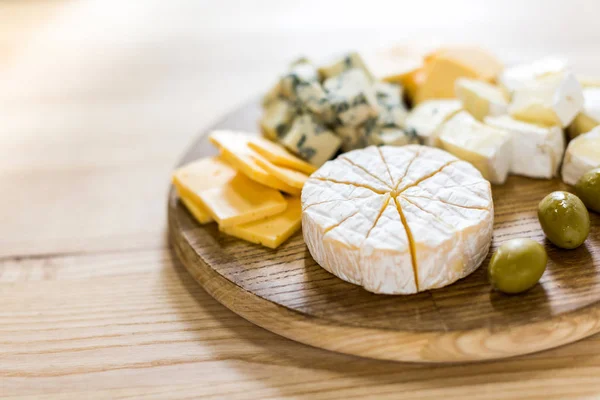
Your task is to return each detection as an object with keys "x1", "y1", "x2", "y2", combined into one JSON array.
[{"x1": 302, "y1": 145, "x2": 494, "y2": 294}]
